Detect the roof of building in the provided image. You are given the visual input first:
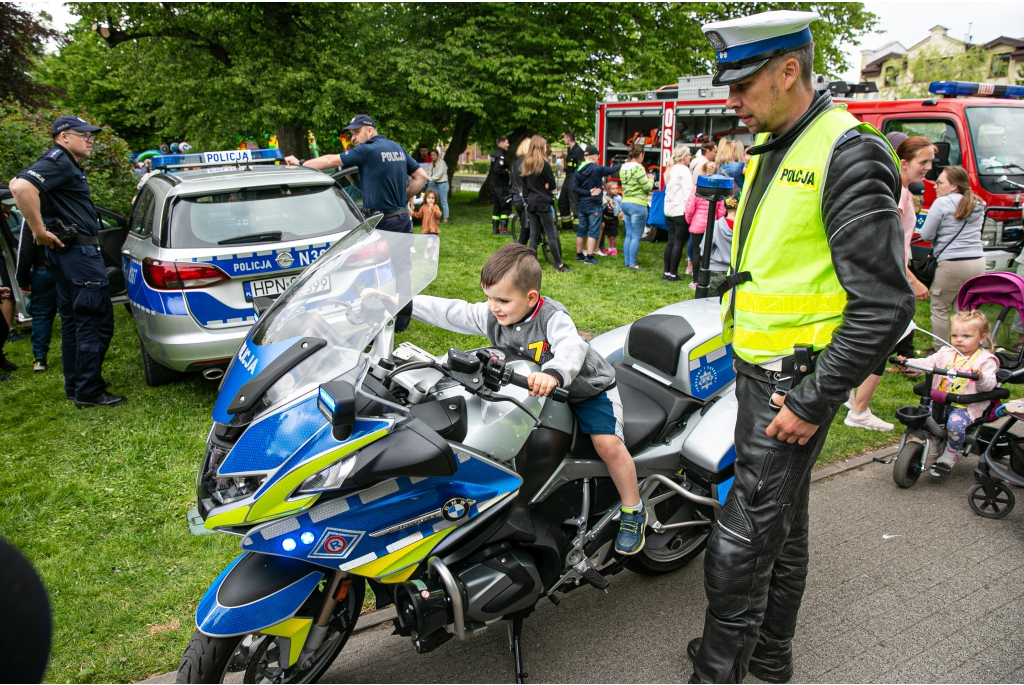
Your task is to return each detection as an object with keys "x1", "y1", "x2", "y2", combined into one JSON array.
[
  {"x1": 861, "y1": 51, "x2": 905, "y2": 77},
  {"x1": 981, "y1": 36, "x2": 1024, "y2": 50}
]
